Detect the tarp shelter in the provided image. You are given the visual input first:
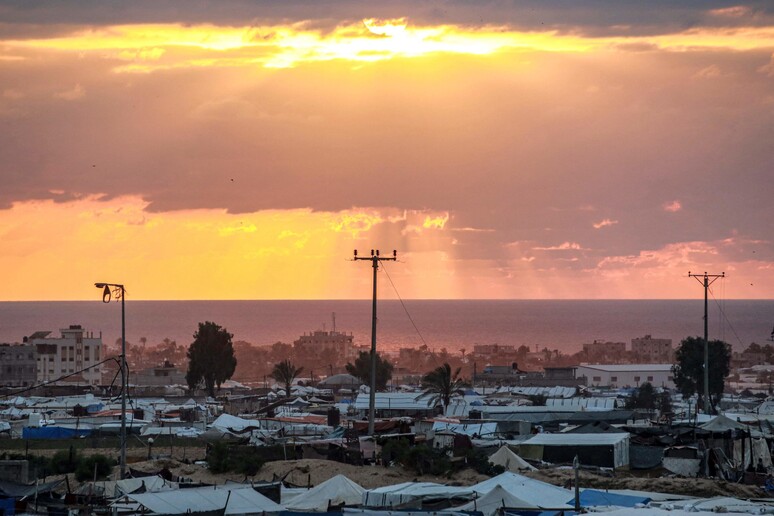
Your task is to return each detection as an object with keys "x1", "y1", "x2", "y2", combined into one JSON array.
[
  {"x1": 125, "y1": 485, "x2": 284, "y2": 515},
  {"x1": 488, "y1": 446, "x2": 536, "y2": 472},
  {"x1": 22, "y1": 426, "x2": 92, "y2": 439},
  {"x1": 431, "y1": 421, "x2": 498, "y2": 438},
  {"x1": 285, "y1": 475, "x2": 365, "y2": 511},
  {"x1": 519, "y1": 432, "x2": 630, "y2": 469},
  {"x1": 470, "y1": 472, "x2": 573, "y2": 510},
  {"x1": 455, "y1": 485, "x2": 540, "y2": 516},
  {"x1": 0, "y1": 479, "x2": 63, "y2": 499},
  {"x1": 362, "y1": 482, "x2": 474, "y2": 508},
  {"x1": 77, "y1": 475, "x2": 174, "y2": 498},
  {"x1": 573, "y1": 489, "x2": 650, "y2": 509},
  {"x1": 210, "y1": 414, "x2": 261, "y2": 433}
]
